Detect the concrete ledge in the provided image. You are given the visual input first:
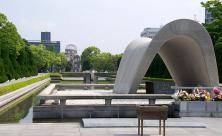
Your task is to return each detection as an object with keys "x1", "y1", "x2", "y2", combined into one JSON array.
[
  {"x1": 39, "y1": 84, "x2": 56, "y2": 96},
  {"x1": 179, "y1": 101, "x2": 222, "y2": 117},
  {"x1": 39, "y1": 94, "x2": 173, "y2": 100},
  {"x1": 0, "y1": 78, "x2": 50, "y2": 108}
]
